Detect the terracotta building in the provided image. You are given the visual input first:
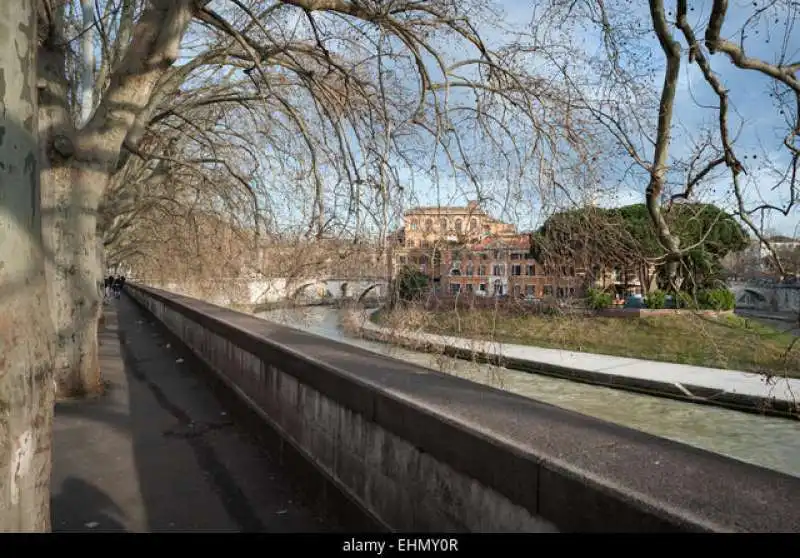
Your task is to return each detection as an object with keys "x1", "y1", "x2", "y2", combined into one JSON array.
[{"x1": 392, "y1": 202, "x2": 585, "y2": 298}]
